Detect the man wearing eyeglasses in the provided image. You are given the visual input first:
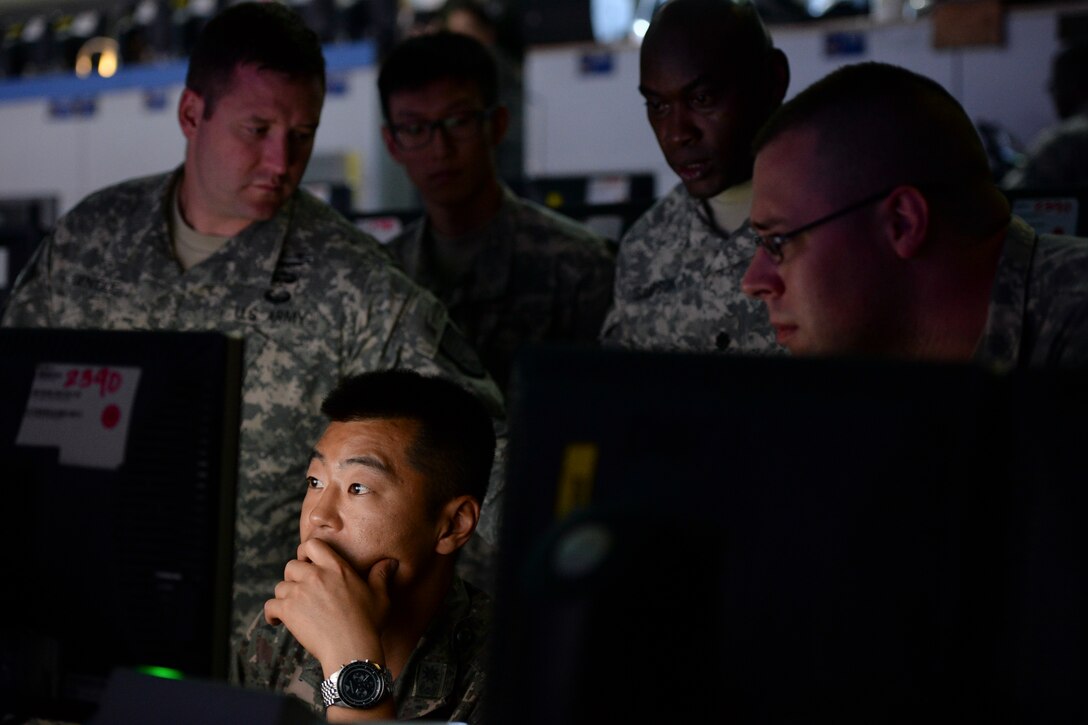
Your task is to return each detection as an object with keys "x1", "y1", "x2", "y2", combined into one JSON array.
[
  {"x1": 742, "y1": 62, "x2": 1088, "y2": 366},
  {"x1": 378, "y1": 31, "x2": 616, "y2": 394},
  {"x1": 599, "y1": 0, "x2": 790, "y2": 354}
]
